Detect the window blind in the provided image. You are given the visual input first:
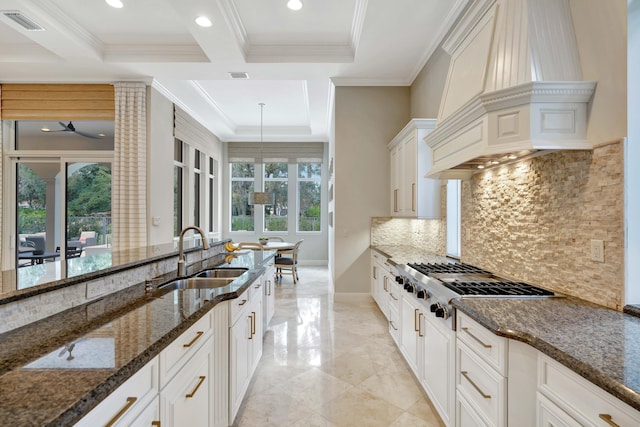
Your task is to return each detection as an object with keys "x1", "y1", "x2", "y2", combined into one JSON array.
[
  {"x1": 228, "y1": 141, "x2": 324, "y2": 163},
  {"x1": 0, "y1": 84, "x2": 114, "y2": 120},
  {"x1": 174, "y1": 105, "x2": 220, "y2": 151}
]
